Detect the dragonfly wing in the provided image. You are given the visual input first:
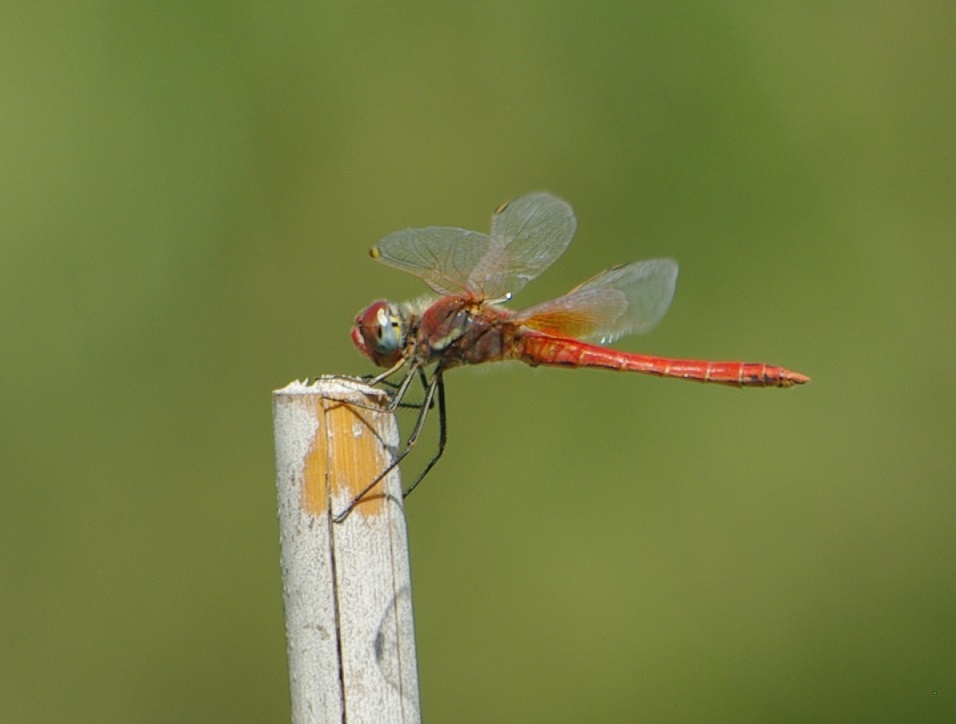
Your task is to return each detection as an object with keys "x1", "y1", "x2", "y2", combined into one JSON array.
[
  {"x1": 372, "y1": 227, "x2": 493, "y2": 296},
  {"x1": 517, "y1": 258, "x2": 679, "y2": 343},
  {"x1": 468, "y1": 192, "x2": 577, "y2": 299}
]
